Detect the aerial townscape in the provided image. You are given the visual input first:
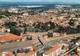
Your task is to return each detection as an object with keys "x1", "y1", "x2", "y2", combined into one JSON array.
[{"x1": 0, "y1": 1, "x2": 80, "y2": 56}]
